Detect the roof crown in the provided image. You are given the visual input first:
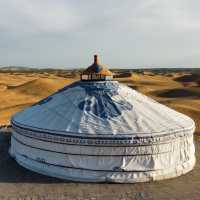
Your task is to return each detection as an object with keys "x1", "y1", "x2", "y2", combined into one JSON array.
[{"x1": 81, "y1": 55, "x2": 112, "y2": 81}]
